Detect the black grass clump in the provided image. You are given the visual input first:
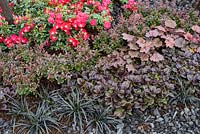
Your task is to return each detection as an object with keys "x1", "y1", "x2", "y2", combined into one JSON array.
[
  {"x1": 85, "y1": 106, "x2": 122, "y2": 134},
  {"x1": 6, "y1": 96, "x2": 61, "y2": 134},
  {"x1": 169, "y1": 77, "x2": 200, "y2": 107},
  {"x1": 15, "y1": 101, "x2": 61, "y2": 134},
  {"x1": 6, "y1": 89, "x2": 123, "y2": 134},
  {"x1": 50, "y1": 89, "x2": 94, "y2": 133}
]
